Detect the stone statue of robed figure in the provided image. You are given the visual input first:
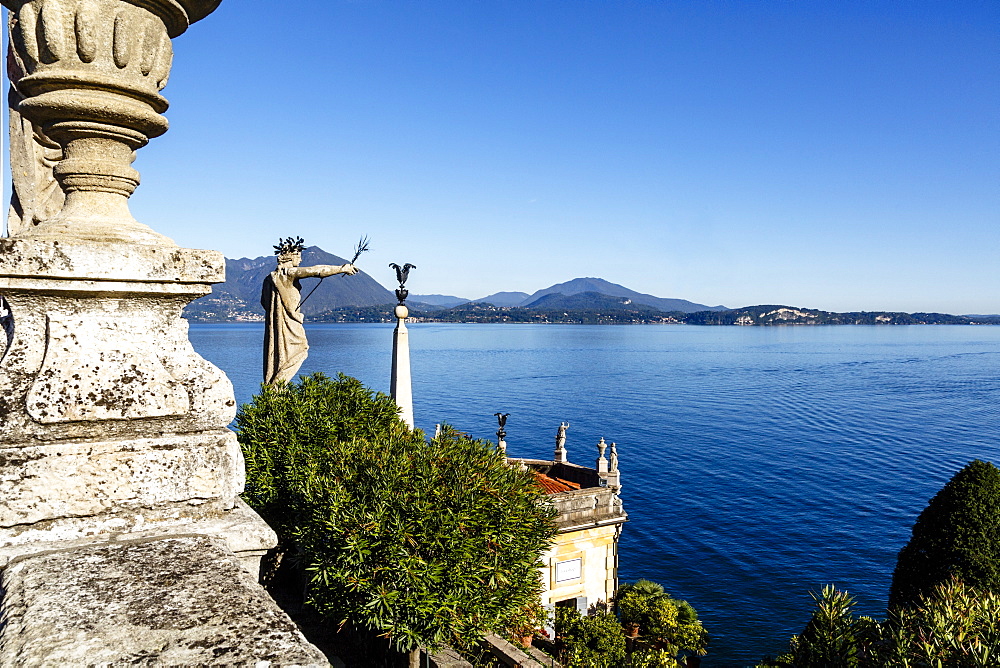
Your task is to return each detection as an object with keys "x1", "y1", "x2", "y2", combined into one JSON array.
[{"x1": 262, "y1": 237, "x2": 358, "y2": 385}]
